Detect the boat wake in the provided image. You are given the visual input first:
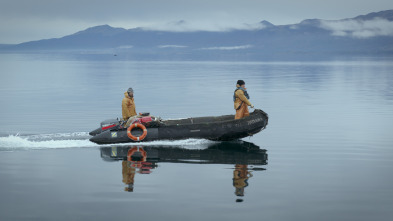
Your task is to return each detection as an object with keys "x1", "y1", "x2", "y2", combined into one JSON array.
[
  {"x1": 0, "y1": 132, "x2": 218, "y2": 151},
  {"x1": 0, "y1": 132, "x2": 95, "y2": 151}
]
